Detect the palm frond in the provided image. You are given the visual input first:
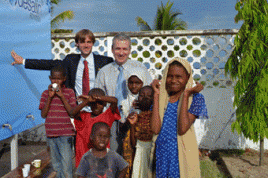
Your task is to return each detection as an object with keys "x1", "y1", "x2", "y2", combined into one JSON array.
[
  {"x1": 51, "y1": 0, "x2": 60, "y2": 5},
  {"x1": 135, "y1": 16, "x2": 152, "y2": 31},
  {"x1": 51, "y1": 10, "x2": 74, "y2": 29},
  {"x1": 155, "y1": 0, "x2": 187, "y2": 30},
  {"x1": 136, "y1": 0, "x2": 187, "y2": 31},
  {"x1": 50, "y1": 0, "x2": 61, "y2": 14},
  {"x1": 173, "y1": 18, "x2": 187, "y2": 30}
]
